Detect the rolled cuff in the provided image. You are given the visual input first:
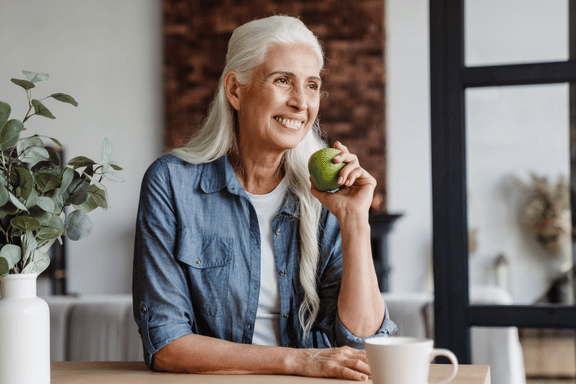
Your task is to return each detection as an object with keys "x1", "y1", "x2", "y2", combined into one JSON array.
[
  {"x1": 141, "y1": 322, "x2": 194, "y2": 370},
  {"x1": 335, "y1": 303, "x2": 397, "y2": 349}
]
